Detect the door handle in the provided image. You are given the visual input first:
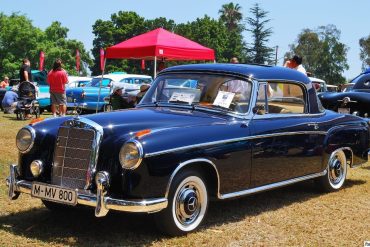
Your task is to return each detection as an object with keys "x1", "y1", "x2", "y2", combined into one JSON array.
[{"x1": 308, "y1": 123, "x2": 319, "y2": 130}]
